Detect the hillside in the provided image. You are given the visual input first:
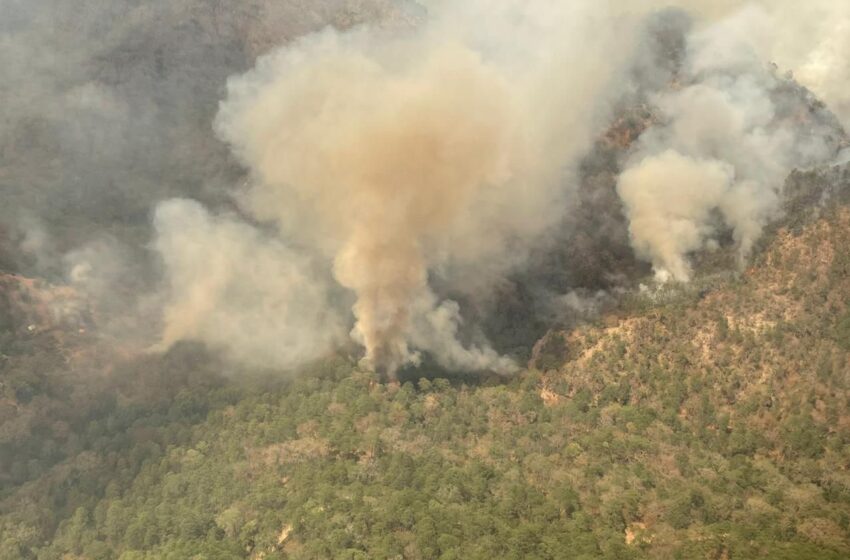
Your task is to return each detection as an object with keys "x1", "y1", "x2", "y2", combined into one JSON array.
[
  {"x1": 2, "y1": 183, "x2": 850, "y2": 559},
  {"x1": 4, "y1": 2, "x2": 850, "y2": 559}
]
